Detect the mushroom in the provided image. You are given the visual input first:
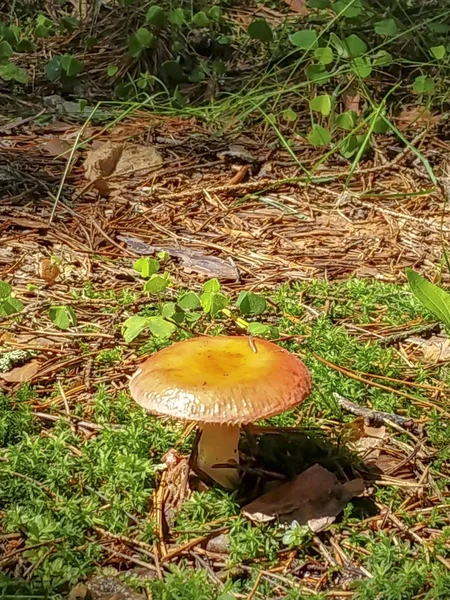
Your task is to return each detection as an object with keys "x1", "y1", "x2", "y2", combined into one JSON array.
[{"x1": 129, "y1": 335, "x2": 312, "y2": 489}]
